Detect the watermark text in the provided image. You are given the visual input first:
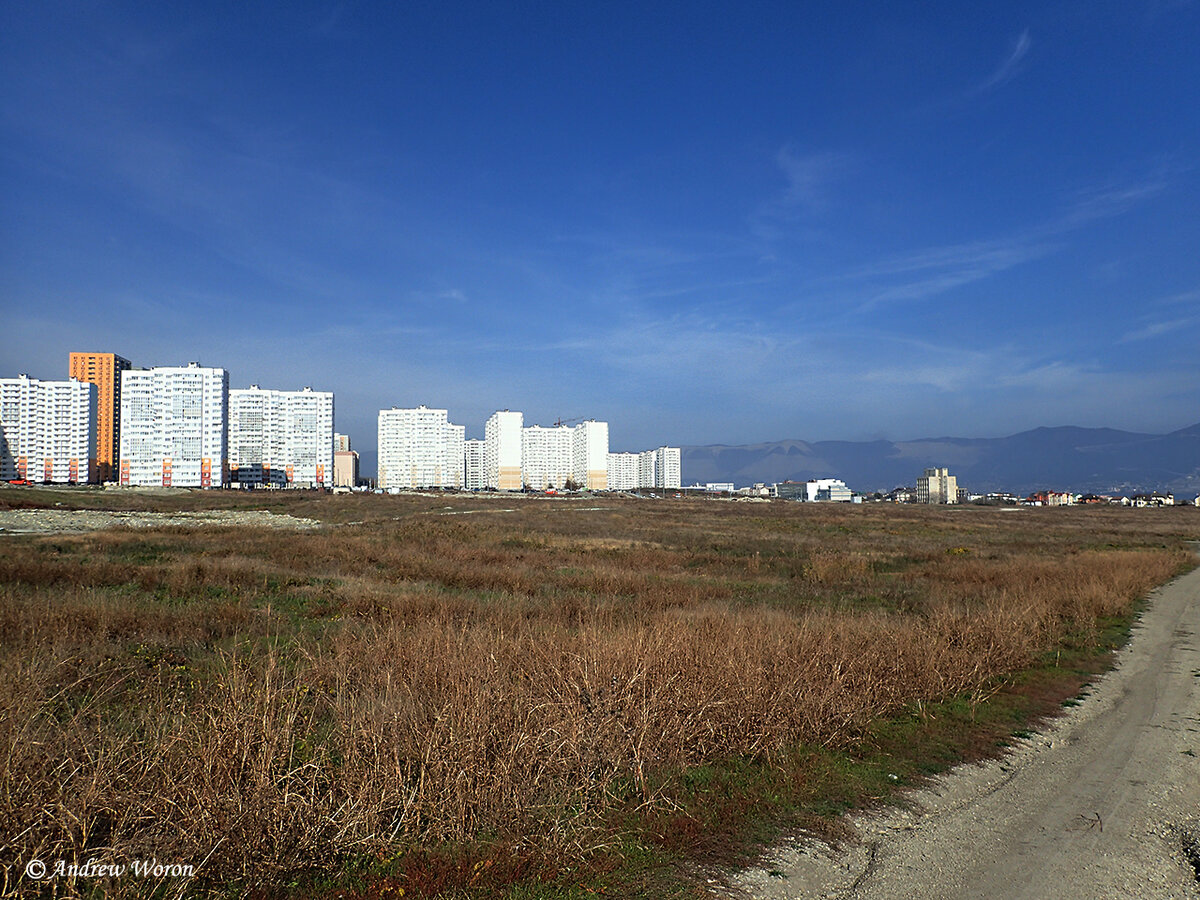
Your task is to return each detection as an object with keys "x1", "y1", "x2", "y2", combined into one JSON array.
[{"x1": 25, "y1": 857, "x2": 196, "y2": 881}]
